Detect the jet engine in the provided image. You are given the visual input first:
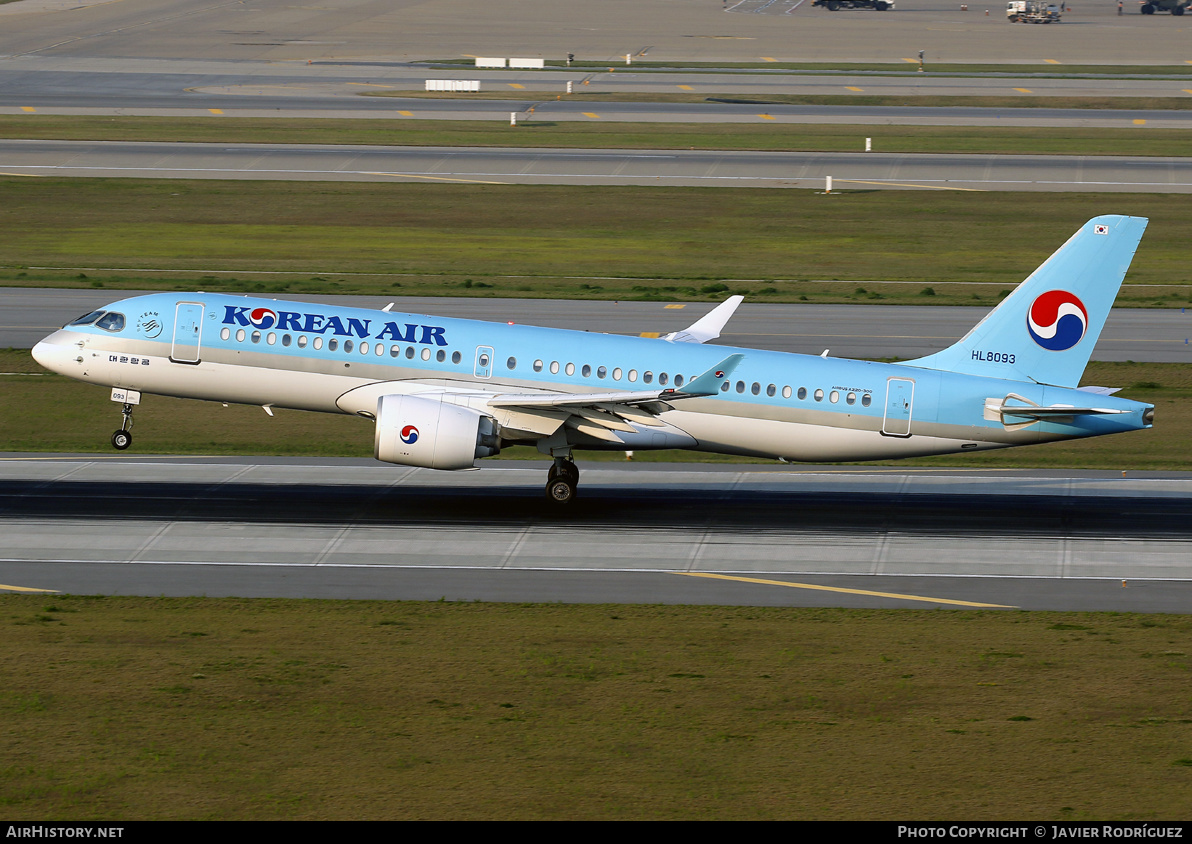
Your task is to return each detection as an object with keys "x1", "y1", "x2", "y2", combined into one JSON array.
[{"x1": 374, "y1": 394, "x2": 500, "y2": 470}]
